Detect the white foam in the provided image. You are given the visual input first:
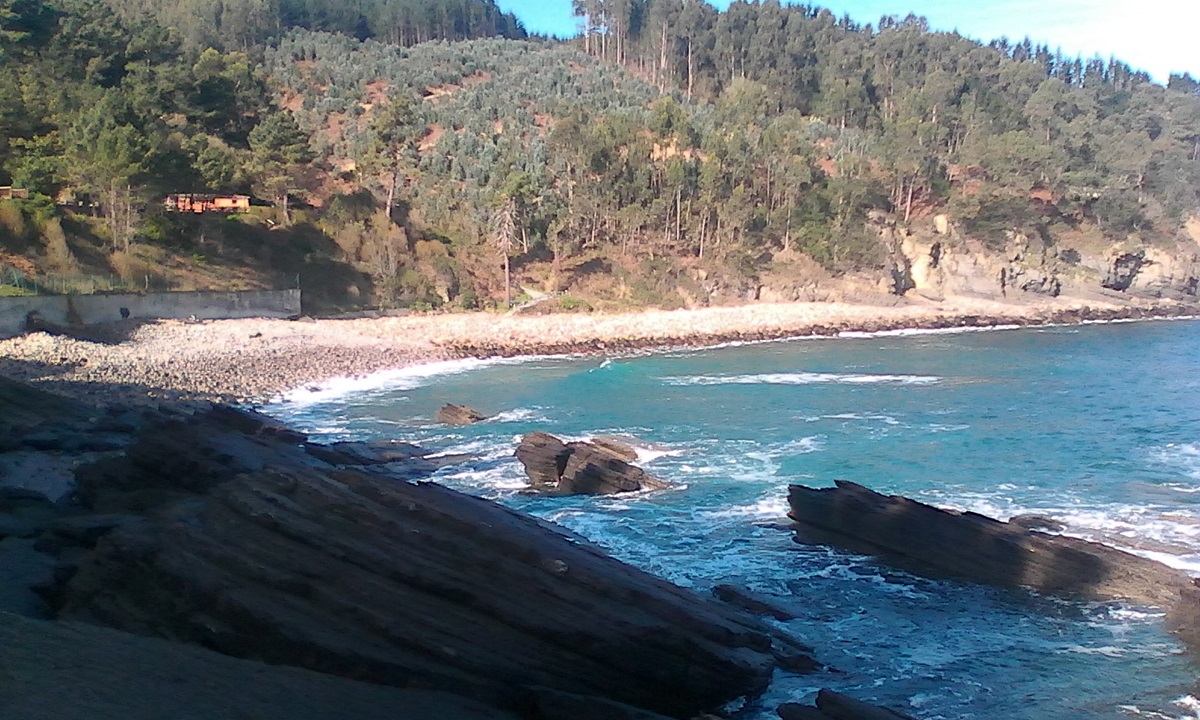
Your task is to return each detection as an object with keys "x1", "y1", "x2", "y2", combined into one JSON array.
[
  {"x1": 813, "y1": 412, "x2": 903, "y2": 425},
  {"x1": 1175, "y1": 696, "x2": 1200, "y2": 718},
  {"x1": 936, "y1": 494, "x2": 1200, "y2": 576},
  {"x1": 1151, "y1": 443, "x2": 1200, "y2": 480},
  {"x1": 489, "y1": 407, "x2": 548, "y2": 423},
  {"x1": 1104, "y1": 607, "x2": 1166, "y2": 622},
  {"x1": 927, "y1": 423, "x2": 970, "y2": 433},
  {"x1": 567, "y1": 434, "x2": 686, "y2": 464},
  {"x1": 1059, "y1": 644, "x2": 1127, "y2": 658},
  {"x1": 634, "y1": 447, "x2": 684, "y2": 463},
  {"x1": 1132, "y1": 550, "x2": 1200, "y2": 575},
  {"x1": 699, "y1": 496, "x2": 790, "y2": 520},
  {"x1": 273, "y1": 357, "x2": 534, "y2": 406},
  {"x1": 773, "y1": 436, "x2": 825, "y2": 456},
  {"x1": 428, "y1": 436, "x2": 516, "y2": 461},
  {"x1": 838, "y1": 324, "x2": 1024, "y2": 338},
  {"x1": 435, "y1": 465, "x2": 528, "y2": 492},
  {"x1": 660, "y1": 372, "x2": 940, "y2": 387}
]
